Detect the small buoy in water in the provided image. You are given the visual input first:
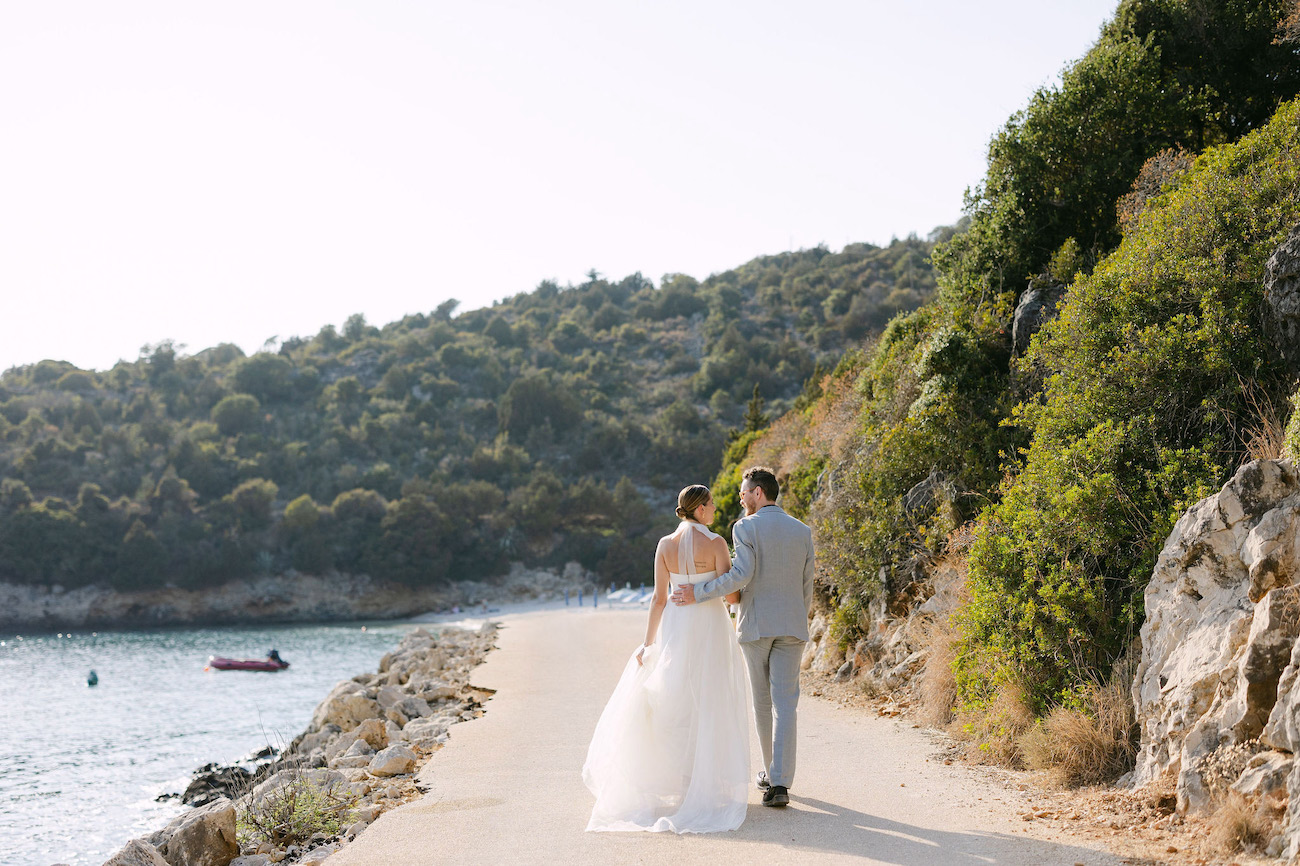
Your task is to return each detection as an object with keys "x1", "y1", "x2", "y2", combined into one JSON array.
[
  {"x1": 87, "y1": 670, "x2": 98, "y2": 687},
  {"x1": 203, "y1": 666, "x2": 210, "y2": 672}
]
